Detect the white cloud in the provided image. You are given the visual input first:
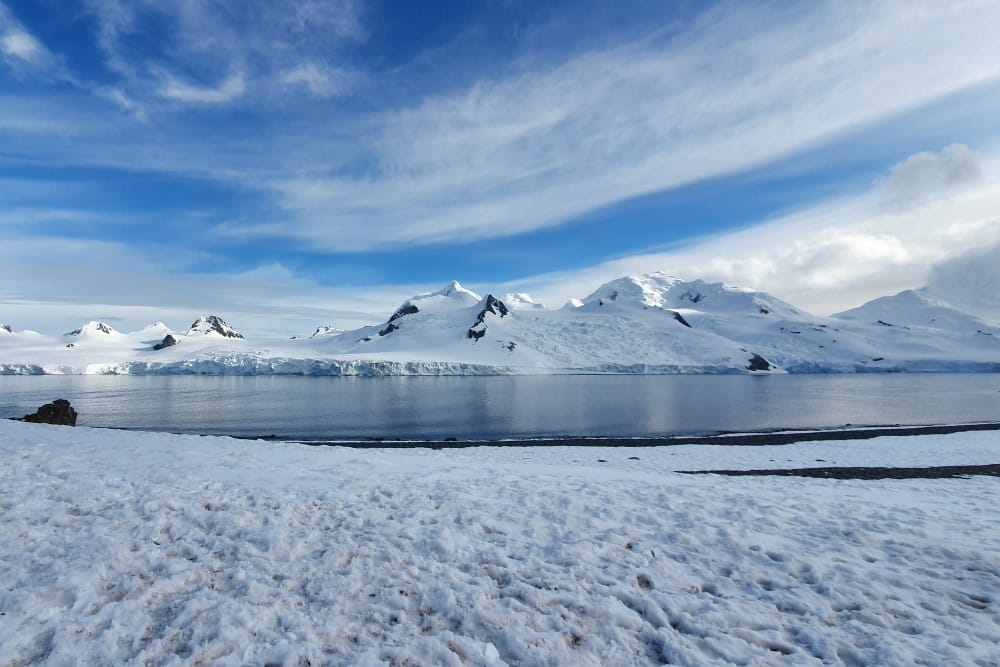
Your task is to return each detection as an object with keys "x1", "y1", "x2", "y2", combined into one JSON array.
[
  {"x1": 505, "y1": 161, "x2": 1000, "y2": 316},
  {"x1": 877, "y1": 144, "x2": 984, "y2": 210},
  {"x1": 83, "y1": 0, "x2": 362, "y2": 110},
  {"x1": 1, "y1": 30, "x2": 41, "y2": 61},
  {"x1": 926, "y1": 242, "x2": 1000, "y2": 324},
  {"x1": 259, "y1": 1, "x2": 1000, "y2": 251},
  {"x1": 160, "y1": 73, "x2": 247, "y2": 105},
  {"x1": 0, "y1": 3, "x2": 51, "y2": 69},
  {"x1": 282, "y1": 63, "x2": 352, "y2": 98}
]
